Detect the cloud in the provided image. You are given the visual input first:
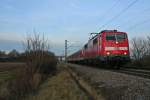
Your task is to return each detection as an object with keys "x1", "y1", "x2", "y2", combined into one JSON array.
[
  {"x1": 0, "y1": 32, "x2": 25, "y2": 42},
  {"x1": 0, "y1": 39, "x2": 23, "y2": 52}
]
